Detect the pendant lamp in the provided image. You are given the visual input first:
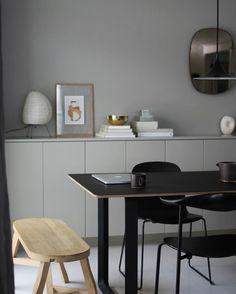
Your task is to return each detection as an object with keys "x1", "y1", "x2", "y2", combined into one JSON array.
[{"x1": 194, "y1": 0, "x2": 236, "y2": 80}]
